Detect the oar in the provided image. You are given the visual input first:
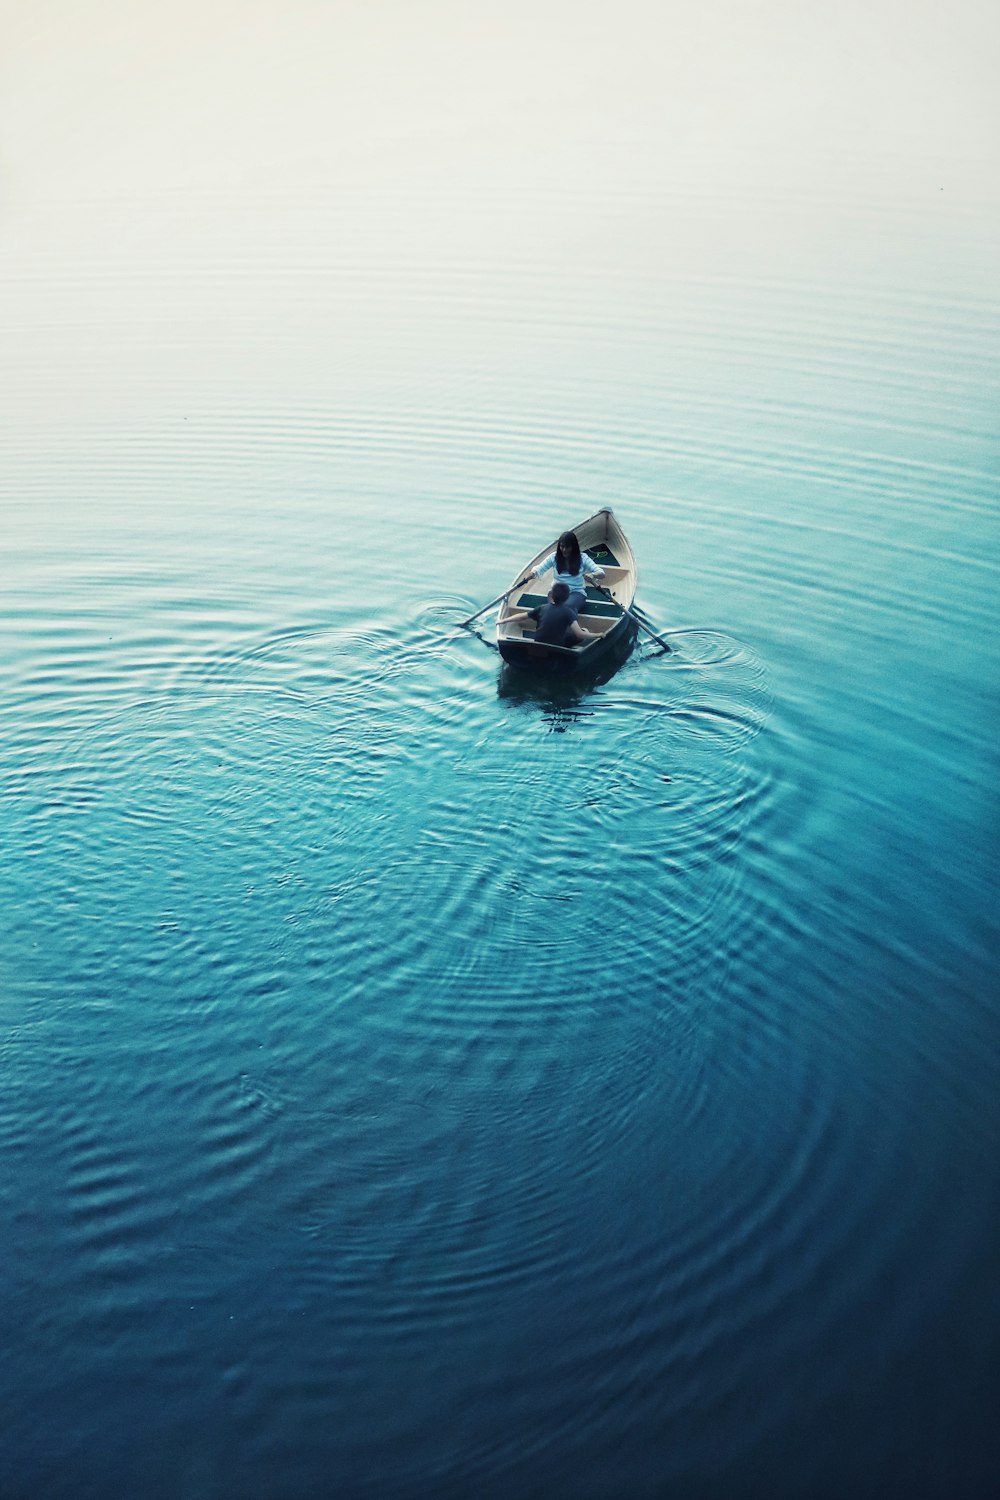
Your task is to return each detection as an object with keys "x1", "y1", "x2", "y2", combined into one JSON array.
[
  {"x1": 590, "y1": 580, "x2": 672, "y2": 653},
  {"x1": 458, "y1": 580, "x2": 528, "y2": 630}
]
